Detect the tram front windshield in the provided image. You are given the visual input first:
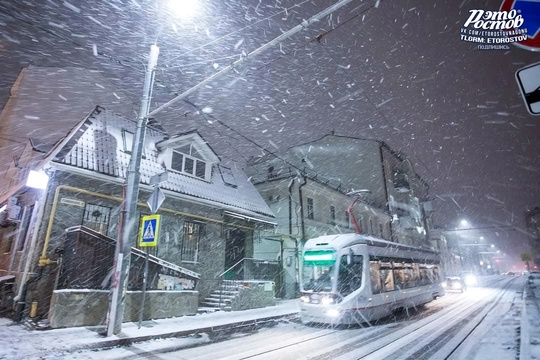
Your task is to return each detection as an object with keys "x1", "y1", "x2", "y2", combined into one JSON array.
[{"x1": 302, "y1": 250, "x2": 336, "y2": 292}]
